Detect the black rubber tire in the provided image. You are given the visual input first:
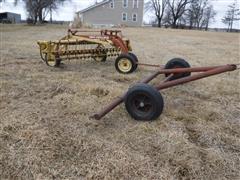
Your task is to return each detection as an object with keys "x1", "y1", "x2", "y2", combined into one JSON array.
[
  {"x1": 128, "y1": 52, "x2": 138, "y2": 72},
  {"x1": 165, "y1": 58, "x2": 191, "y2": 81},
  {"x1": 45, "y1": 54, "x2": 61, "y2": 67},
  {"x1": 125, "y1": 83, "x2": 164, "y2": 121},
  {"x1": 115, "y1": 53, "x2": 137, "y2": 74}
]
